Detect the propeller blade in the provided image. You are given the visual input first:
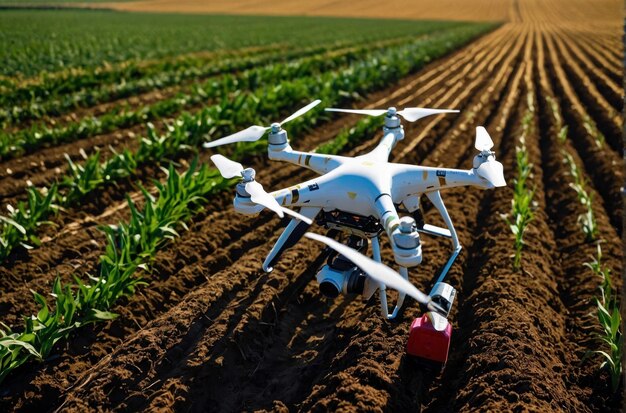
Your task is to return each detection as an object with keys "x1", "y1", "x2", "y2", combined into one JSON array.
[
  {"x1": 304, "y1": 232, "x2": 433, "y2": 306},
  {"x1": 280, "y1": 99, "x2": 322, "y2": 125},
  {"x1": 203, "y1": 125, "x2": 268, "y2": 149},
  {"x1": 245, "y1": 181, "x2": 284, "y2": 218},
  {"x1": 325, "y1": 108, "x2": 388, "y2": 117},
  {"x1": 475, "y1": 126, "x2": 494, "y2": 151},
  {"x1": 476, "y1": 160, "x2": 506, "y2": 187},
  {"x1": 210, "y1": 154, "x2": 243, "y2": 179},
  {"x1": 398, "y1": 108, "x2": 459, "y2": 122},
  {"x1": 280, "y1": 207, "x2": 313, "y2": 225}
]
